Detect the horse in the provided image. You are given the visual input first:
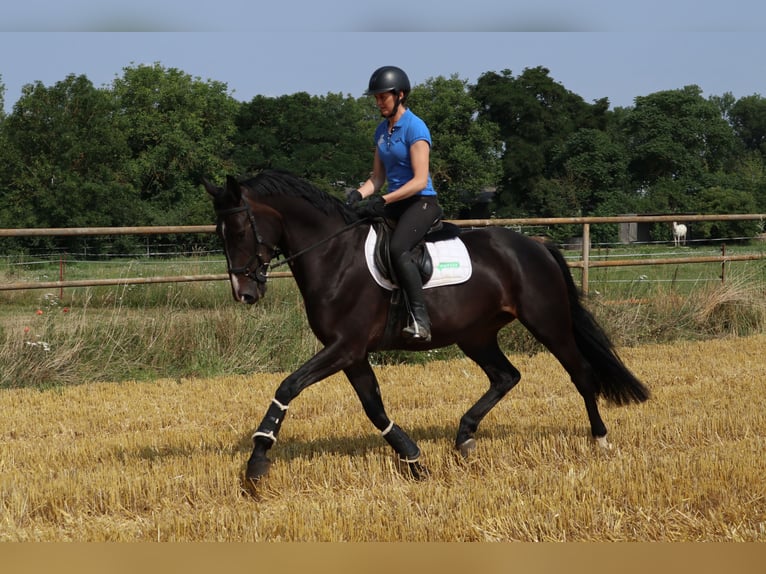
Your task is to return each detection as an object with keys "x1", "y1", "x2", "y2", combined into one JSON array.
[
  {"x1": 203, "y1": 169, "x2": 650, "y2": 487},
  {"x1": 672, "y1": 222, "x2": 687, "y2": 247}
]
